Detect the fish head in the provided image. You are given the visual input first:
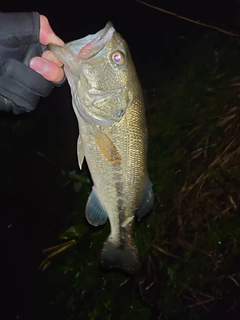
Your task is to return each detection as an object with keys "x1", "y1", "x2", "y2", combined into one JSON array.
[{"x1": 49, "y1": 22, "x2": 138, "y2": 126}]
